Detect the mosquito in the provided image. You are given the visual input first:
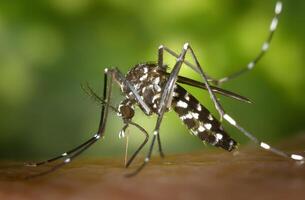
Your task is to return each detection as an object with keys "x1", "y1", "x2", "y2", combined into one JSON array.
[{"x1": 25, "y1": 1, "x2": 304, "y2": 178}]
